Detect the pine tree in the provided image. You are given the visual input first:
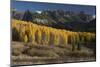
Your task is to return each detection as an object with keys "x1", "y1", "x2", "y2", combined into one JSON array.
[{"x1": 22, "y1": 10, "x2": 33, "y2": 22}]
